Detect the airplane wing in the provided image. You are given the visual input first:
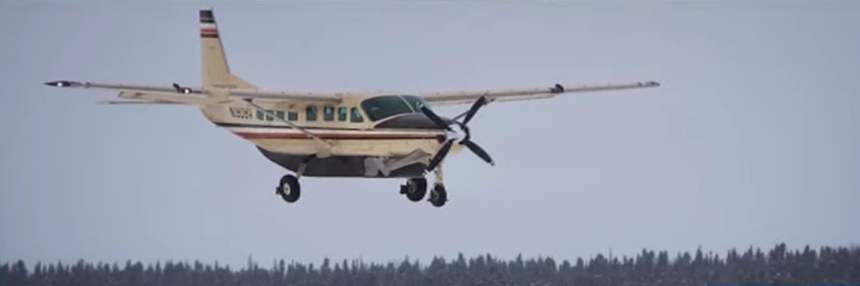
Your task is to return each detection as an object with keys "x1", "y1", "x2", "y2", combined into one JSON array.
[
  {"x1": 417, "y1": 81, "x2": 661, "y2": 107},
  {"x1": 97, "y1": 99, "x2": 188, "y2": 105},
  {"x1": 44, "y1": 80, "x2": 343, "y2": 105},
  {"x1": 45, "y1": 79, "x2": 338, "y2": 156}
]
